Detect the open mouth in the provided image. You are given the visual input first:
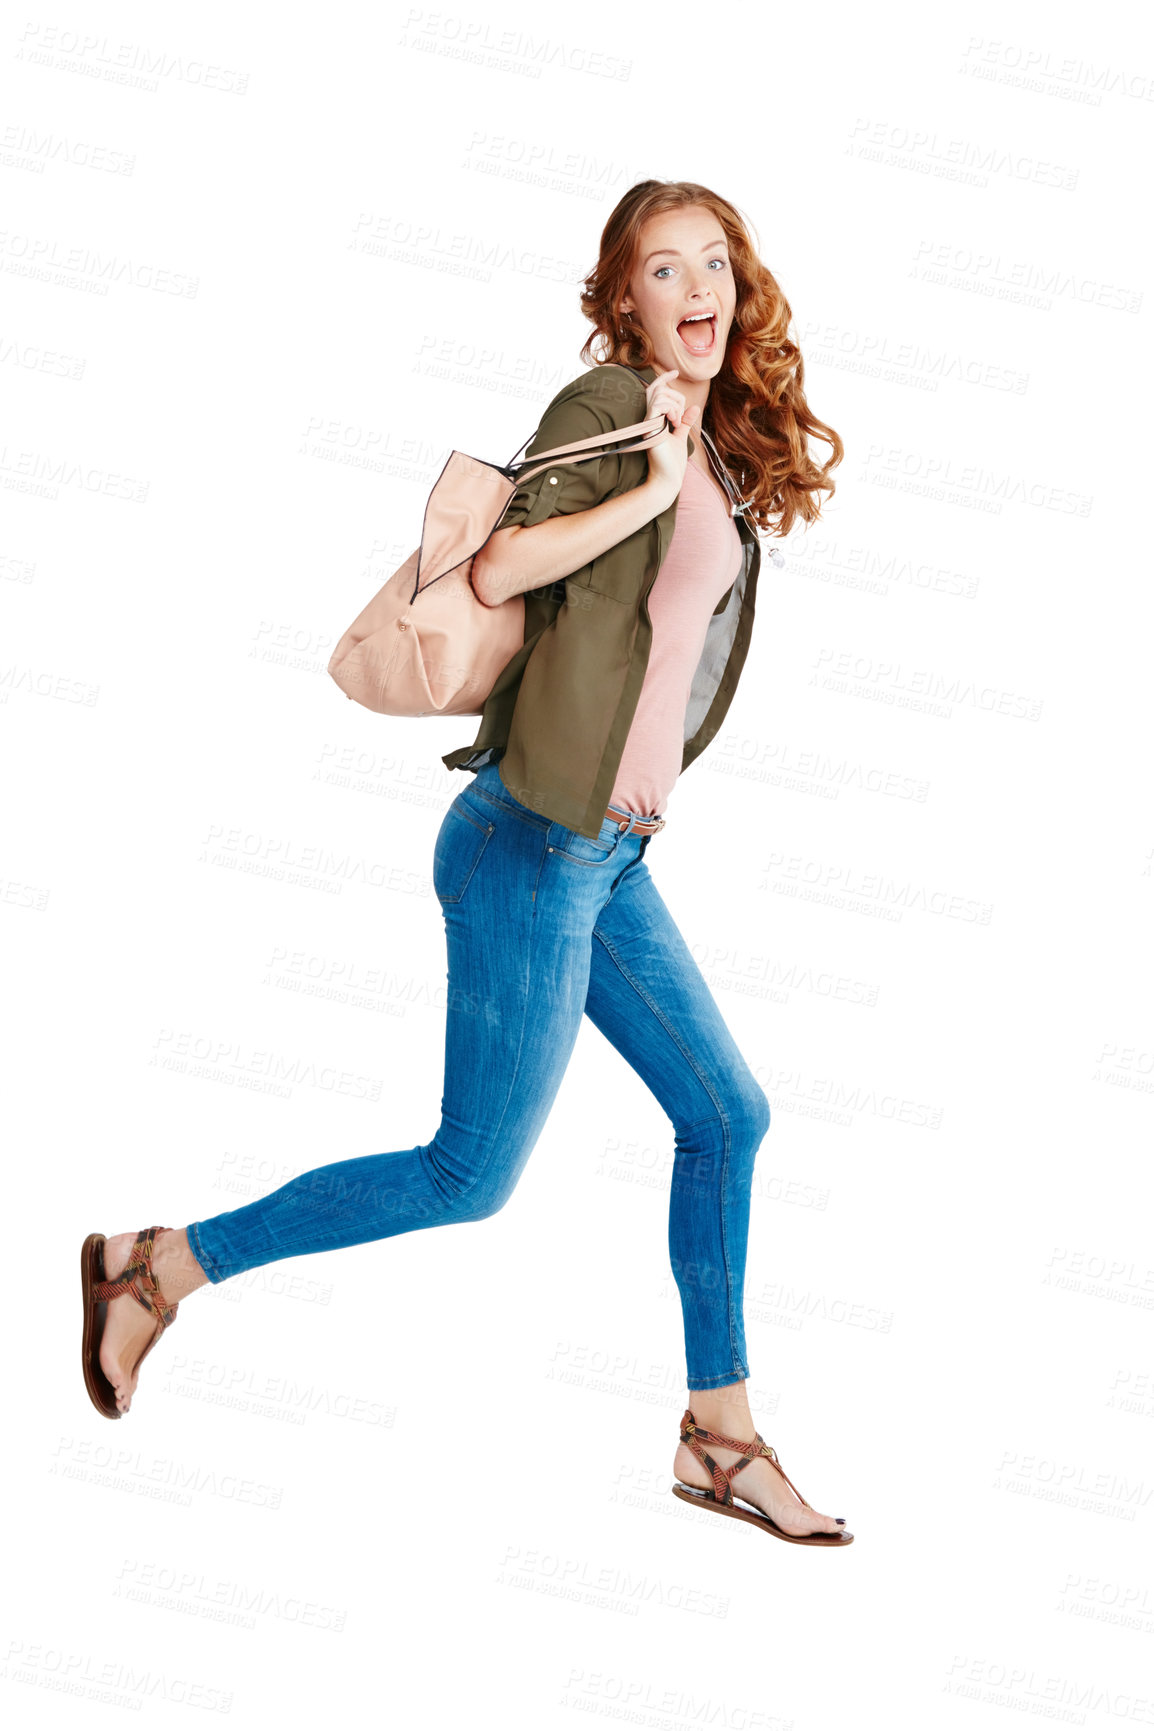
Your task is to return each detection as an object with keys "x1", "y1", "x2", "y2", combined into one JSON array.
[{"x1": 676, "y1": 312, "x2": 717, "y2": 357}]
